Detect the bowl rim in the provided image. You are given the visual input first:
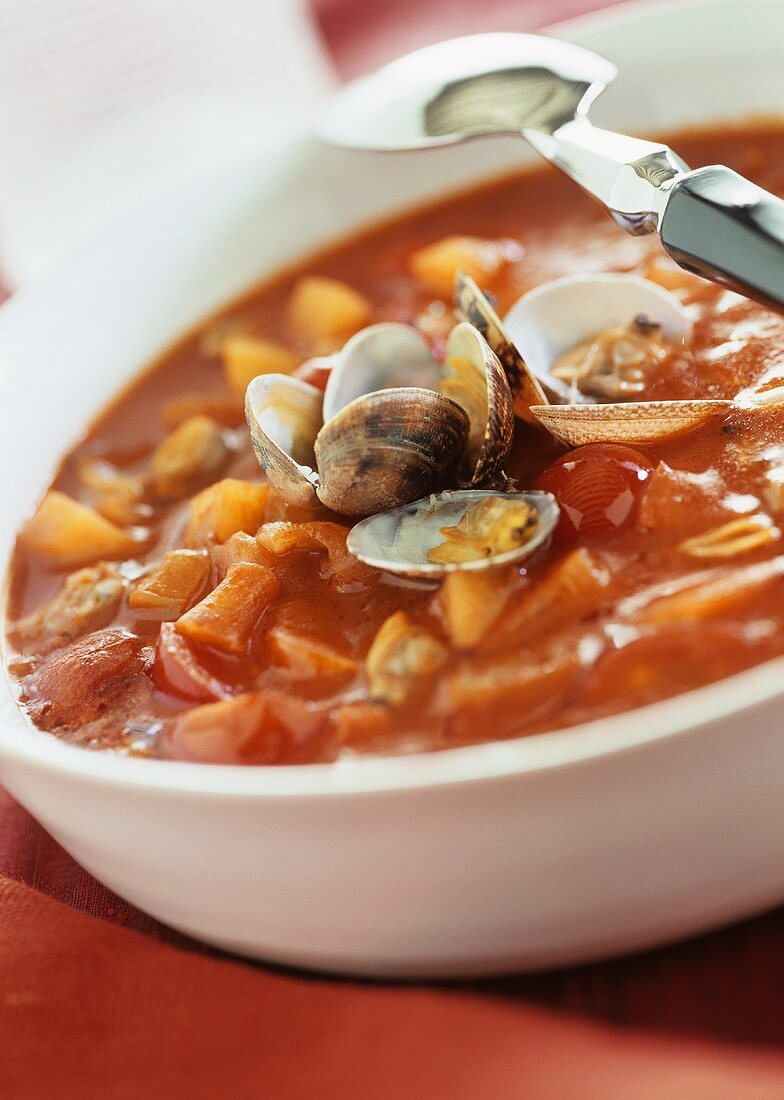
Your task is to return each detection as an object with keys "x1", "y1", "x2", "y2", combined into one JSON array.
[{"x1": 2, "y1": 0, "x2": 784, "y2": 800}]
